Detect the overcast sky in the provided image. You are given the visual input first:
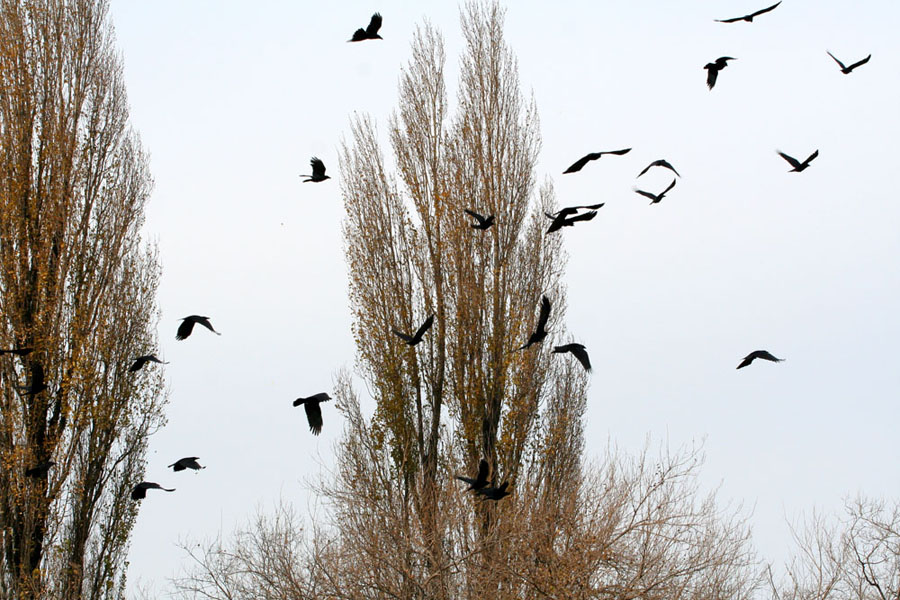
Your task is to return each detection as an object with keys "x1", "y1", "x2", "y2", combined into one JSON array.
[{"x1": 106, "y1": 1, "x2": 900, "y2": 595}]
